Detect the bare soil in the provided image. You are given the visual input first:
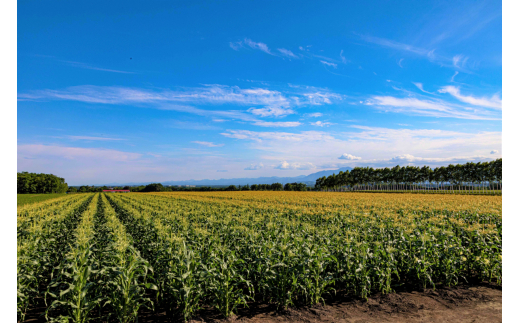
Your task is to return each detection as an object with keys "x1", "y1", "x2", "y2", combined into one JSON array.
[{"x1": 24, "y1": 284, "x2": 501, "y2": 322}]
